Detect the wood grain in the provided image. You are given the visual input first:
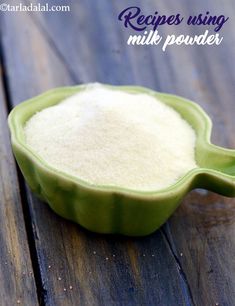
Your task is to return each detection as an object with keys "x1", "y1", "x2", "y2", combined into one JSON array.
[
  {"x1": 0, "y1": 66, "x2": 38, "y2": 304},
  {"x1": 1, "y1": 0, "x2": 235, "y2": 305}
]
